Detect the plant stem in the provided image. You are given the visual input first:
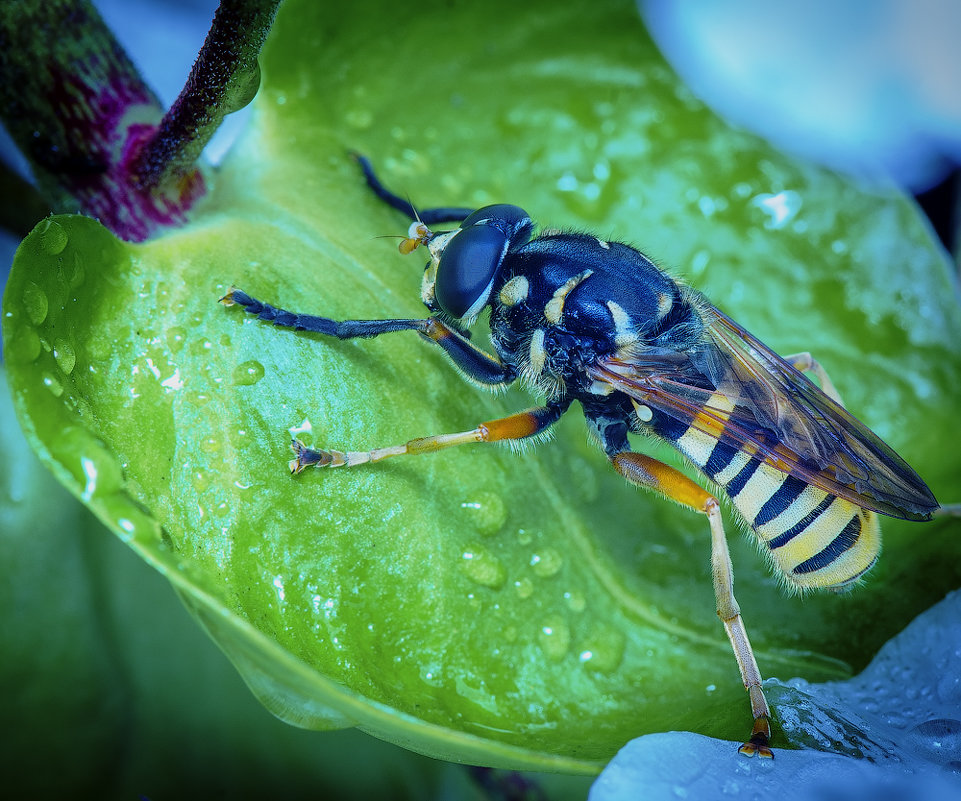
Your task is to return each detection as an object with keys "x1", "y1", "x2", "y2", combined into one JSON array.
[
  {"x1": 0, "y1": 0, "x2": 280, "y2": 242},
  {"x1": 0, "y1": 0, "x2": 170, "y2": 240},
  {"x1": 131, "y1": 0, "x2": 281, "y2": 190}
]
